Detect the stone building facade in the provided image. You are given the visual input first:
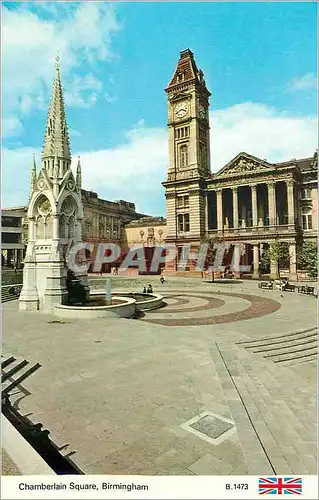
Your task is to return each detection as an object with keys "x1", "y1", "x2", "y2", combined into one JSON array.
[
  {"x1": 162, "y1": 49, "x2": 318, "y2": 279},
  {"x1": 124, "y1": 217, "x2": 167, "y2": 274},
  {"x1": 1, "y1": 207, "x2": 27, "y2": 268}
]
